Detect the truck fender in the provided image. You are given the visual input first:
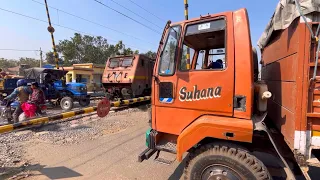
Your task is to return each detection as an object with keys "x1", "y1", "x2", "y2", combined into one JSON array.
[{"x1": 176, "y1": 115, "x2": 253, "y2": 161}]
